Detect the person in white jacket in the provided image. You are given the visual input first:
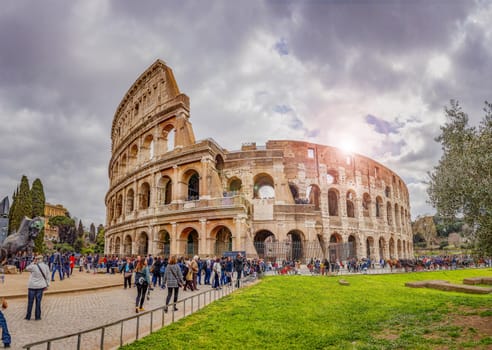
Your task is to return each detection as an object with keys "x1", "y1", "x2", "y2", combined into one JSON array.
[{"x1": 25, "y1": 254, "x2": 50, "y2": 320}]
